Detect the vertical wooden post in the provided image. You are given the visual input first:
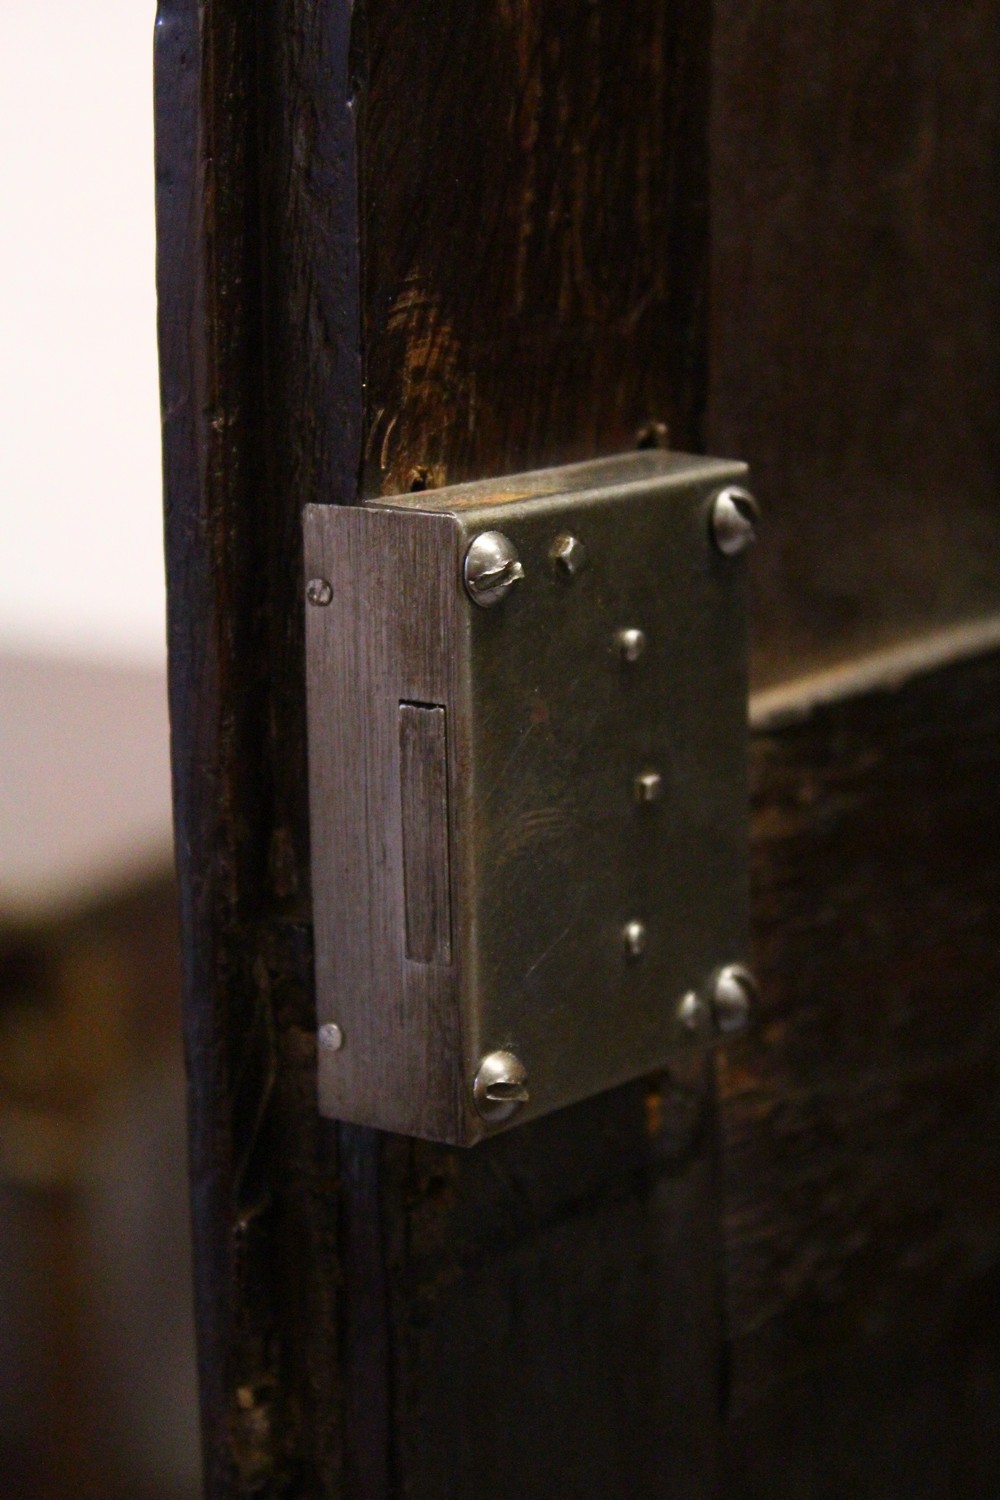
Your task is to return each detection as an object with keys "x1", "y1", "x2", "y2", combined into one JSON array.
[{"x1": 156, "y1": 2, "x2": 718, "y2": 1495}]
